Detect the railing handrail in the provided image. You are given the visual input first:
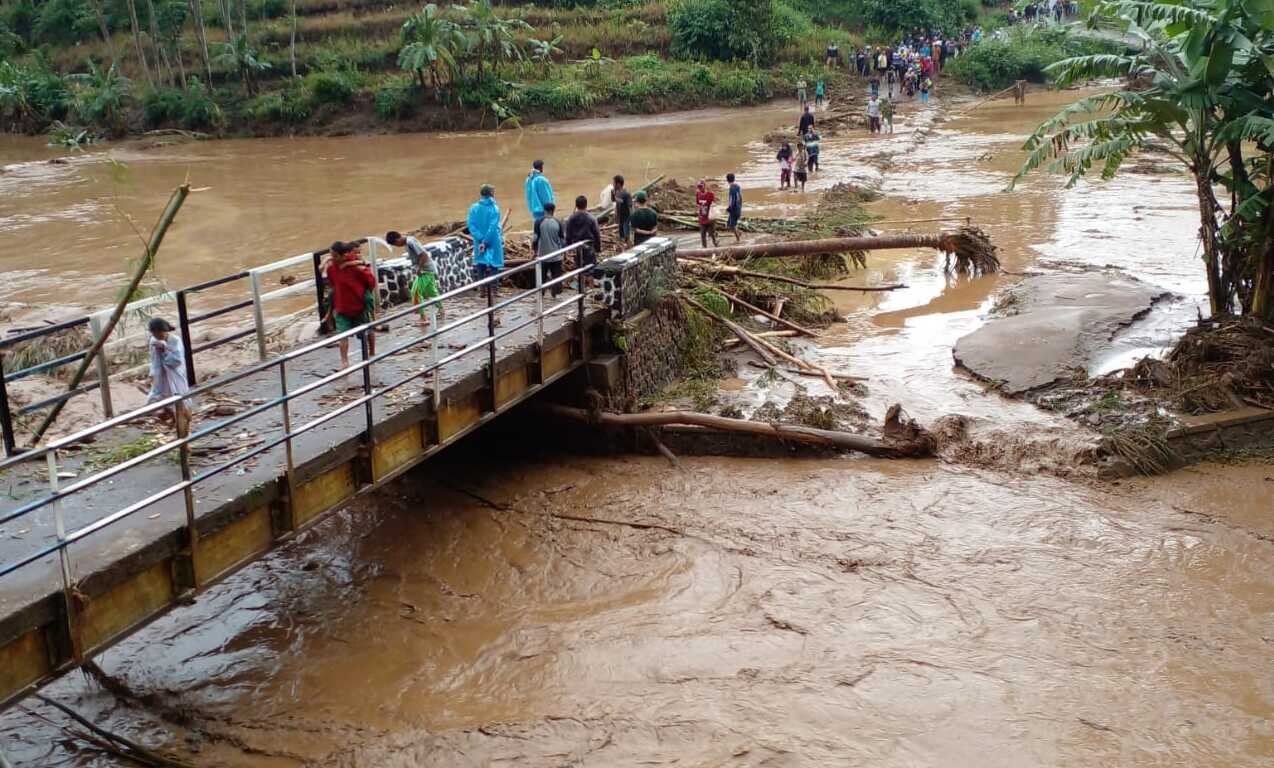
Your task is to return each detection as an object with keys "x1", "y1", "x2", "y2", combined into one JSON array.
[
  {"x1": 0, "y1": 242, "x2": 585, "y2": 474},
  {"x1": 0, "y1": 249, "x2": 594, "y2": 580}
]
